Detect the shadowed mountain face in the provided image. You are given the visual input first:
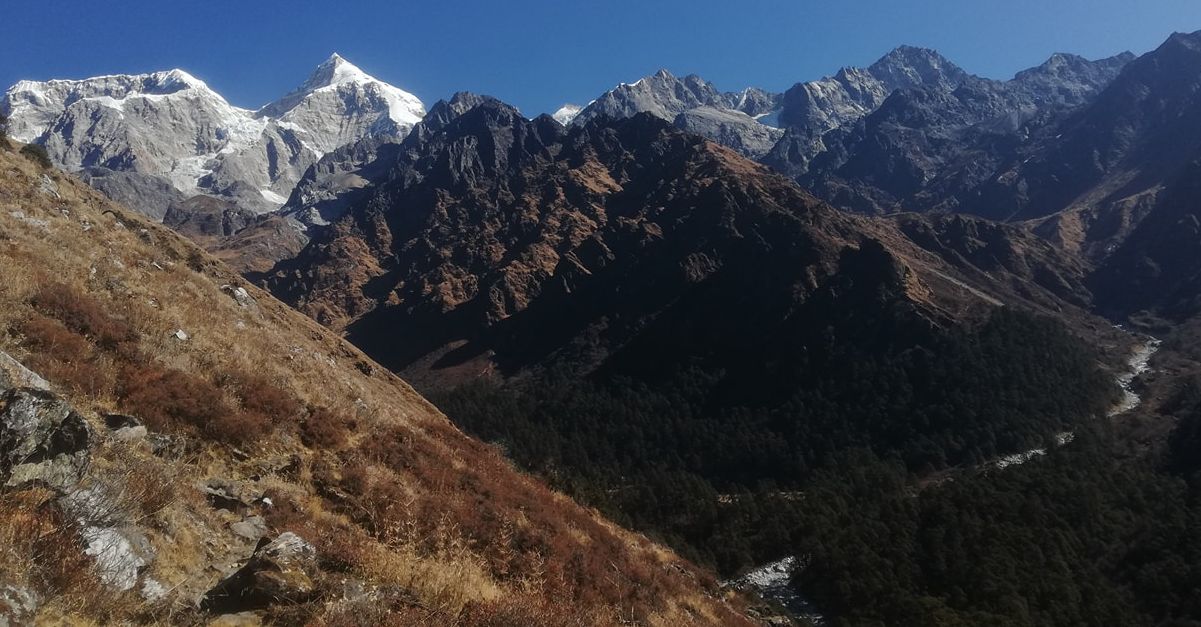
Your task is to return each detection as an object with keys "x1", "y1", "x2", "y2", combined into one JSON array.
[
  {"x1": 774, "y1": 51, "x2": 1134, "y2": 217},
  {"x1": 1090, "y1": 160, "x2": 1201, "y2": 322},
  {"x1": 264, "y1": 99, "x2": 1094, "y2": 383},
  {"x1": 266, "y1": 103, "x2": 892, "y2": 375},
  {"x1": 980, "y1": 33, "x2": 1201, "y2": 221}
]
